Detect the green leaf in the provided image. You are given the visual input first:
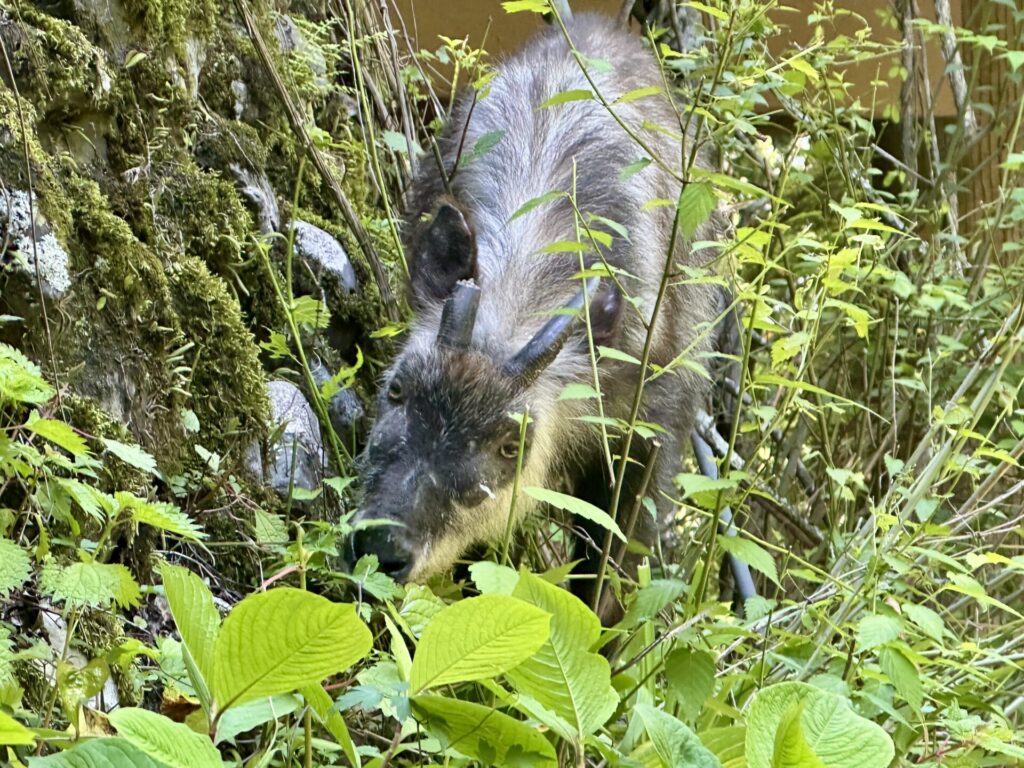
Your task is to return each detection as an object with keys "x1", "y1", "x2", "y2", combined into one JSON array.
[
  {"x1": 291, "y1": 295, "x2": 330, "y2": 329},
  {"x1": 39, "y1": 560, "x2": 140, "y2": 609},
  {"x1": 770, "y1": 331, "x2": 811, "y2": 368},
  {"x1": 0, "y1": 538, "x2": 31, "y2": 597},
  {"x1": 620, "y1": 158, "x2": 652, "y2": 181},
  {"x1": 635, "y1": 704, "x2": 721, "y2": 768},
  {"x1": 856, "y1": 614, "x2": 903, "y2": 650},
  {"x1": 540, "y1": 88, "x2": 593, "y2": 108},
  {"x1": 301, "y1": 685, "x2": 360, "y2": 768},
  {"x1": 161, "y1": 564, "x2": 220, "y2": 687},
  {"x1": 772, "y1": 700, "x2": 826, "y2": 768},
  {"x1": 459, "y1": 130, "x2": 505, "y2": 167},
  {"x1": 717, "y1": 536, "x2": 780, "y2": 586},
  {"x1": 412, "y1": 694, "x2": 557, "y2": 766},
  {"x1": 25, "y1": 414, "x2": 89, "y2": 457},
  {"x1": 745, "y1": 682, "x2": 894, "y2": 768},
  {"x1": 902, "y1": 602, "x2": 945, "y2": 642},
  {"x1": 0, "y1": 709, "x2": 35, "y2": 746},
  {"x1": 54, "y1": 479, "x2": 108, "y2": 522},
  {"x1": 598, "y1": 345, "x2": 641, "y2": 365},
  {"x1": 0, "y1": 342, "x2": 55, "y2": 405},
  {"x1": 524, "y1": 486, "x2": 625, "y2": 542},
  {"x1": 665, "y1": 647, "x2": 715, "y2": 721},
  {"x1": 107, "y1": 707, "x2": 224, "y2": 768},
  {"x1": 117, "y1": 493, "x2": 205, "y2": 541},
  {"x1": 507, "y1": 571, "x2": 617, "y2": 740},
  {"x1": 616, "y1": 85, "x2": 662, "y2": 103},
  {"x1": 410, "y1": 594, "x2": 550, "y2": 693},
  {"x1": 878, "y1": 647, "x2": 923, "y2": 713},
  {"x1": 381, "y1": 129, "x2": 411, "y2": 154},
  {"x1": 558, "y1": 383, "x2": 601, "y2": 401},
  {"x1": 102, "y1": 438, "x2": 158, "y2": 475},
  {"x1": 677, "y1": 182, "x2": 717, "y2": 238},
  {"x1": 213, "y1": 694, "x2": 301, "y2": 745},
  {"x1": 212, "y1": 588, "x2": 372, "y2": 711},
  {"x1": 618, "y1": 579, "x2": 686, "y2": 630},
  {"x1": 29, "y1": 738, "x2": 163, "y2": 767},
  {"x1": 469, "y1": 561, "x2": 520, "y2": 595},
  {"x1": 509, "y1": 190, "x2": 564, "y2": 222},
  {"x1": 699, "y1": 726, "x2": 747, "y2": 768}
]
